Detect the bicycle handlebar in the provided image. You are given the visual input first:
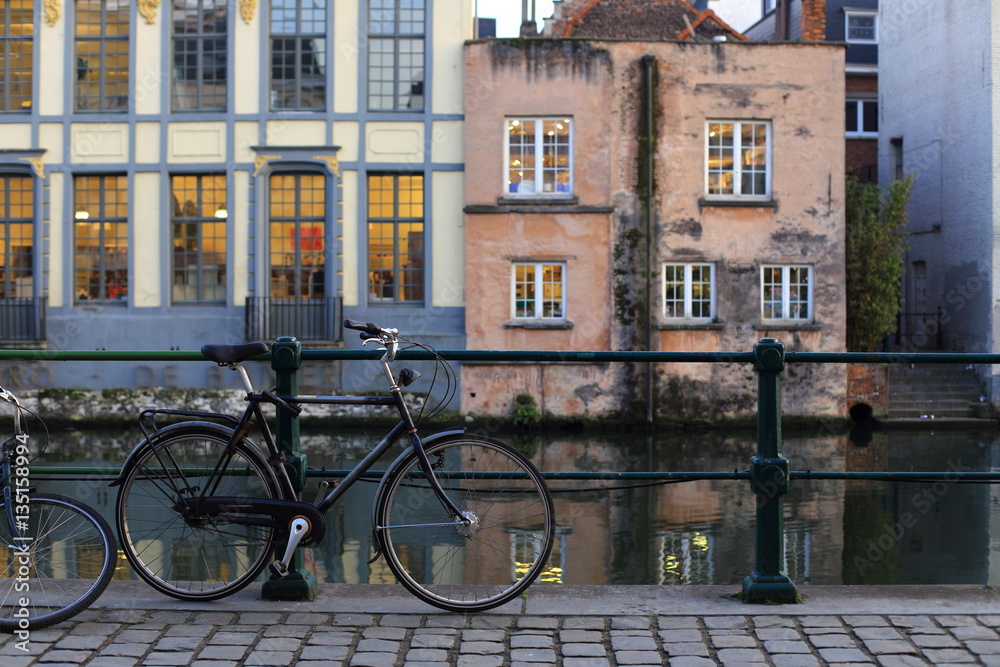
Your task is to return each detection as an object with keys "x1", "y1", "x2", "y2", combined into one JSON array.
[{"x1": 344, "y1": 319, "x2": 398, "y2": 338}]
